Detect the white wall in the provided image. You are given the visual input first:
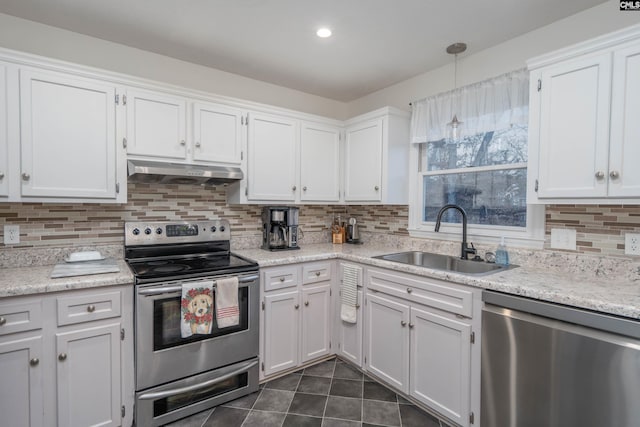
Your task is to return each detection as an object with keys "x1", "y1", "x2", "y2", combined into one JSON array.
[
  {"x1": 346, "y1": 0, "x2": 640, "y2": 116},
  {"x1": 0, "y1": 13, "x2": 349, "y2": 120}
]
